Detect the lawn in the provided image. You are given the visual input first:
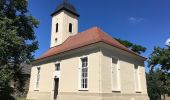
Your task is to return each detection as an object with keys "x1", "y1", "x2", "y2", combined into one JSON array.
[{"x1": 16, "y1": 98, "x2": 27, "y2": 100}]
